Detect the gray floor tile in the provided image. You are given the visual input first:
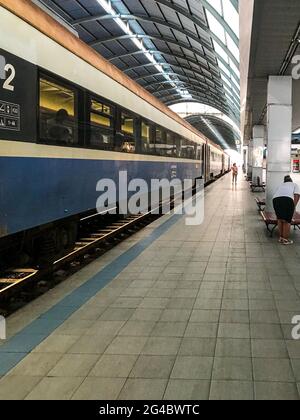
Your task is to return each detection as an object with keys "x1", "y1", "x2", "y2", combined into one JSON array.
[
  {"x1": 173, "y1": 289, "x2": 199, "y2": 298},
  {"x1": 8, "y1": 353, "x2": 63, "y2": 377},
  {"x1": 212, "y1": 357, "x2": 252, "y2": 381},
  {"x1": 139, "y1": 298, "x2": 170, "y2": 309},
  {"x1": 249, "y1": 300, "x2": 276, "y2": 311},
  {"x1": 68, "y1": 335, "x2": 113, "y2": 354},
  {"x1": 222, "y1": 299, "x2": 249, "y2": 311},
  {"x1": 171, "y1": 356, "x2": 213, "y2": 380},
  {"x1": 216, "y1": 338, "x2": 251, "y2": 358},
  {"x1": 250, "y1": 324, "x2": 283, "y2": 340},
  {"x1": 164, "y1": 380, "x2": 210, "y2": 400},
  {"x1": 185, "y1": 323, "x2": 218, "y2": 338},
  {"x1": 218, "y1": 323, "x2": 250, "y2": 339},
  {"x1": 179, "y1": 338, "x2": 216, "y2": 357},
  {"x1": 250, "y1": 310, "x2": 280, "y2": 324},
  {"x1": 291, "y1": 359, "x2": 300, "y2": 381},
  {"x1": 72, "y1": 377, "x2": 126, "y2": 400},
  {"x1": 105, "y1": 336, "x2": 148, "y2": 355},
  {"x1": 142, "y1": 337, "x2": 181, "y2": 356},
  {"x1": 130, "y1": 355, "x2": 175, "y2": 379},
  {"x1": 190, "y1": 310, "x2": 220, "y2": 323},
  {"x1": 286, "y1": 340, "x2": 300, "y2": 358},
  {"x1": 194, "y1": 298, "x2": 222, "y2": 310},
  {"x1": 99, "y1": 308, "x2": 135, "y2": 321},
  {"x1": 118, "y1": 379, "x2": 167, "y2": 400},
  {"x1": 167, "y1": 298, "x2": 196, "y2": 309},
  {"x1": 85, "y1": 320, "x2": 125, "y2": 336},
  {"x1": 48, "y1": 354, "x2": 99, "y2": 377},
  {"x1": 118, "y1": 321, "x2": 155, "y2": 337},
  {"x1": 121, "y1": 287, "x2": 150, "y2": 298},
  {"x1": 33, "y1": 334, "x2": 79, "y2": 353},
  {"x1": 146, "y1": 289, "x2": 174, "y2": 298},
  {"x1": 151, "y1": 322, "x2": 187, "y2": 337},
  {"x1": 220, "y1": 310, "x2": 250, "y2": 324},
  {"x1": 251, "y1": 339, "x2": 288, "y2": 358},
  {"x1": 25, "y1": 377, "x2": 84, "y2": 400},
  {"x1": 210, "y1": 380, "x2": 254, "y2": 400},
  {"x1": 160, "y1": 309, "x2": 192, "y2": 322},
  {"x1": 255, "y1": 382, "x2": 299, "y2": 400},
  {"x1": 0, "y1": 376, "x2": 42, "y2": 400},
  {"x1": 89, "y1": 354, "x2": 138, "y2": 378},
  {"x1": 253, "y1": 358, "x2": 295, "y2": 382},
  {"x1": 130, "y1": 309, "x2": 163, "y2": 322}
]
